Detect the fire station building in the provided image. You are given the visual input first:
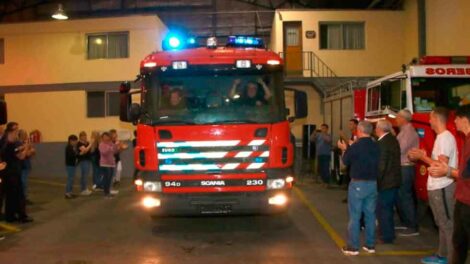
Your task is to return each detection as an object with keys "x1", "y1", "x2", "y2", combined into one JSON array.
[{"x1": 0, "y1": 0, "x2": 469, "y2": 175}]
